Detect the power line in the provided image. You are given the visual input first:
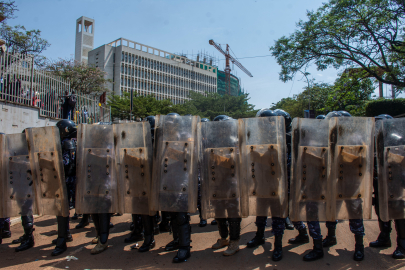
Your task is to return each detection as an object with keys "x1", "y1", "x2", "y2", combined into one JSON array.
[{"x1": 218, "y1": 55, "x2": 272, "y2": 61}]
